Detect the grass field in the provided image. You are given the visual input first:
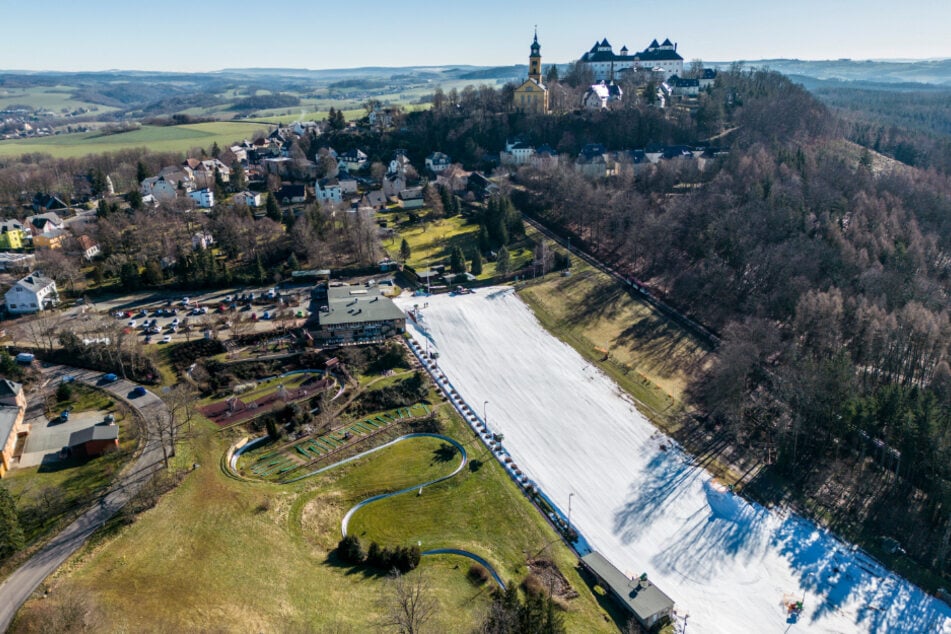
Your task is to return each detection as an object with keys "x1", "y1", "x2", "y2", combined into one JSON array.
[
  {"x1": 0, "y1": 86, "x2": 118, "y2": 114},
  {"x1": 12, "y1": 401, "x2": 617, "y2": 632},
  {"x1": 518, "y1": 264, "x2": 712, "y2": 430},
  {"x1": 0, "y1": 122, "x2": 271, "y2": 159},
  {"x1": 393, "y1": 214, "x2": 535, "y2": 280}
]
